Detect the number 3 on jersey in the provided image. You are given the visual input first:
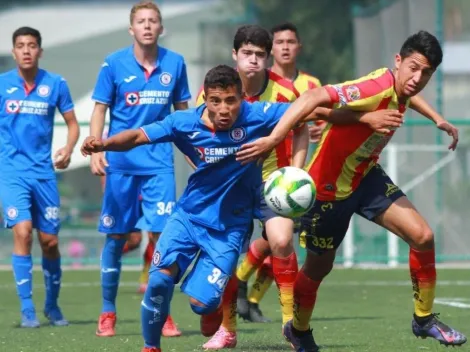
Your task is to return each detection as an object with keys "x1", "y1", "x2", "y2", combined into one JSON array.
[
  {"x1": 156, "y1": 201, "x2": 175, "y2": 215},
  {"x1": 207, "y1": 268, "x2": 228, "y2": 290}
]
